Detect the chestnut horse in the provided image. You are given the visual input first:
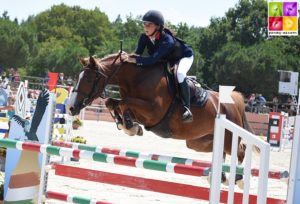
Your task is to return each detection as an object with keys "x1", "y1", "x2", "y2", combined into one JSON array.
[{"x1": 68, "y1": 52, "x2": 252, "y2": 166}]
